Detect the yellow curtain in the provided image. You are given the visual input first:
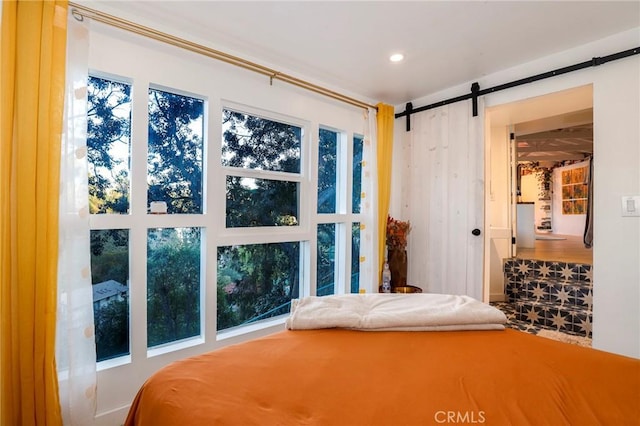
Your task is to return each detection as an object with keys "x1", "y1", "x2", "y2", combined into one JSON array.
[
  {"x1": 376, "y1": 103, "x2": 395, "y2": 279},
  {"x1": 1, "y1": 1, "x2": 68, "y2": 424}
]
